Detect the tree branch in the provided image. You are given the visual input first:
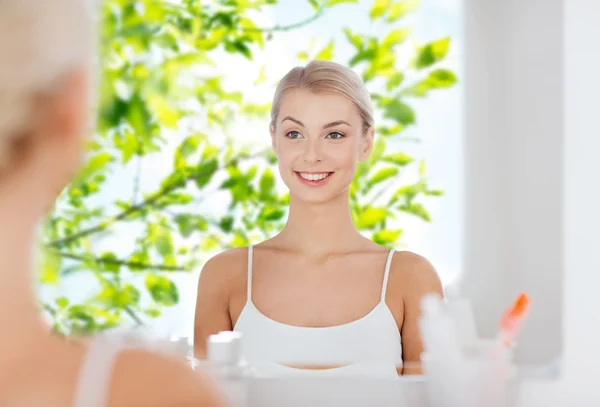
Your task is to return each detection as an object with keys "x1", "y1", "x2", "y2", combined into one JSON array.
[
  {"x1": 46, "y1": 150, "x2": 266, "y2": 248},
  {"x1": 56, "y1": 252, "x2": 189, "y2": 272},
  {"x1": 154, "y1": 1, "x2": 327, "y2": 35},
  {"x1": 368, "y1": 175, "x2": 403, "y2": 206},
  {"x1": 132, "y1": 155, "x2": 143, "y2": 205},
  {"x1": 124, "y1": 307, "x2": 144, "y2": 325},
  {"x1": 242, "y1": 4, "x2": 327, "y2": 33}
]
